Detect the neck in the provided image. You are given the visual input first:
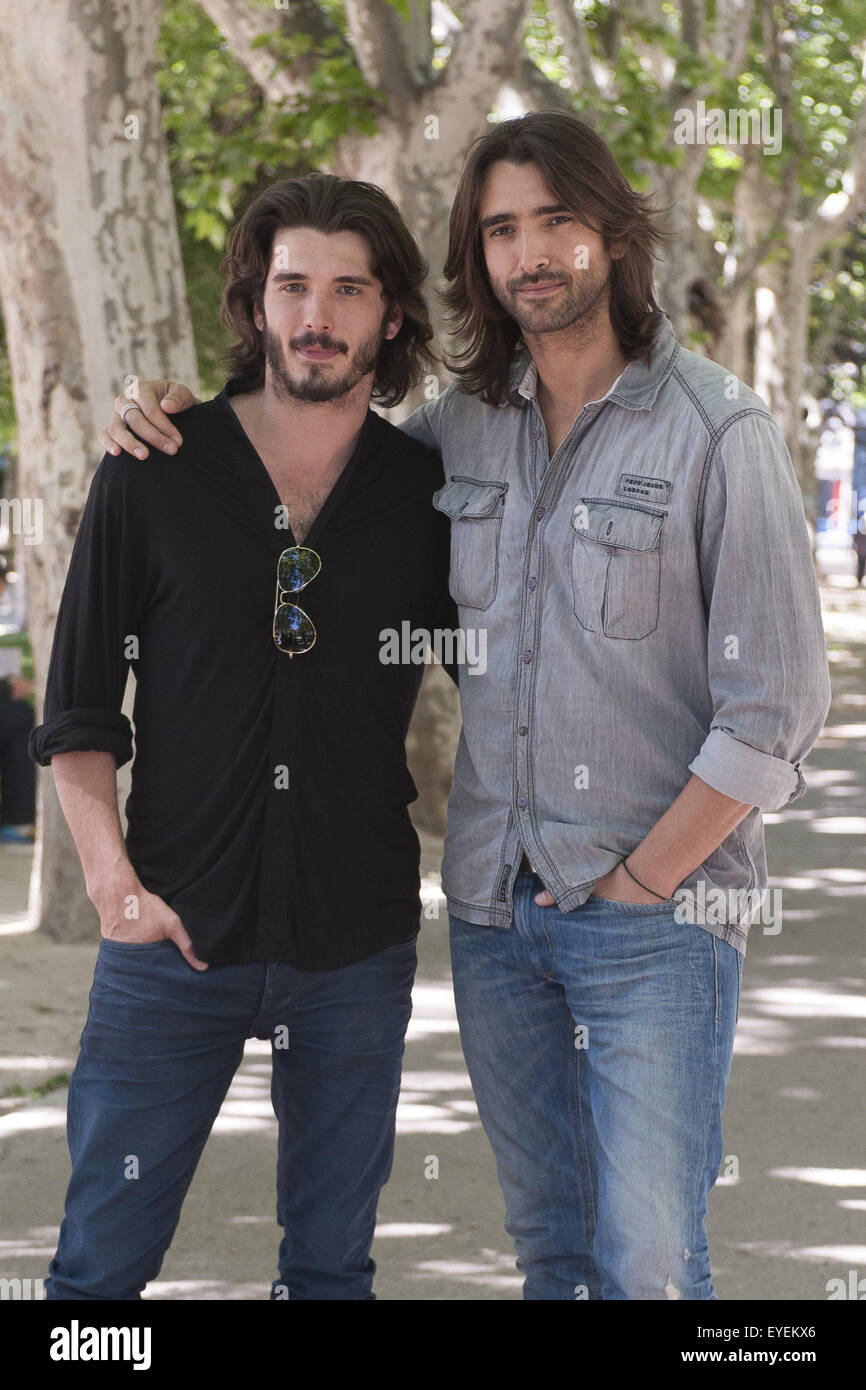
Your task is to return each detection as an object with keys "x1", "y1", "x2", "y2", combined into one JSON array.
[
  {"x1": 237, "y1": 369, "x2": 372, "y2": 470},
  {"x1": 524, "y1": 300, "x2": 628, "y2": 420}
]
